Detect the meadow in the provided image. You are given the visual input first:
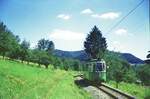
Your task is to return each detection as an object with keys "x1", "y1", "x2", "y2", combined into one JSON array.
[
  {"x1": 0, "y1": 59, "x2": 91, "y2": 99},
  {"x1": 0, "y1": 59, "x2": 149, "y2": 99},
  {"x1": 107, "y1": 81, "x2": 150, "y2": 99}
]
